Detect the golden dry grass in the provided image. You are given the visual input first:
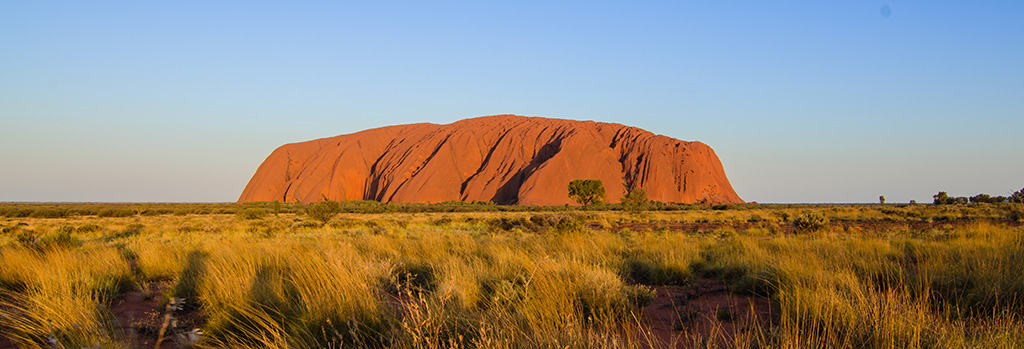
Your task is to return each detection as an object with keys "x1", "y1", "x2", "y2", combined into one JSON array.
[{"x1": 0, "y1": 203, "x2": 1022, "y2": 348}]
